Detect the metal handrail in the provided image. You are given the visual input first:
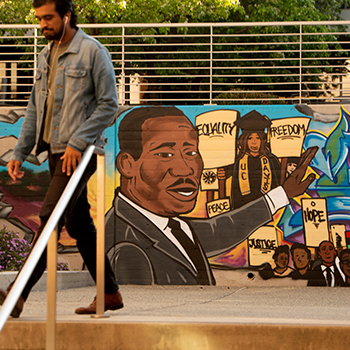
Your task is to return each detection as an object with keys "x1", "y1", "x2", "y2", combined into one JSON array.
[
  {"x1": 2, "y1": 20, "x2": 350, "y2": 105},
  {"x1": 0, "y1": 145, "x2": 107, "y2": 349}
]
